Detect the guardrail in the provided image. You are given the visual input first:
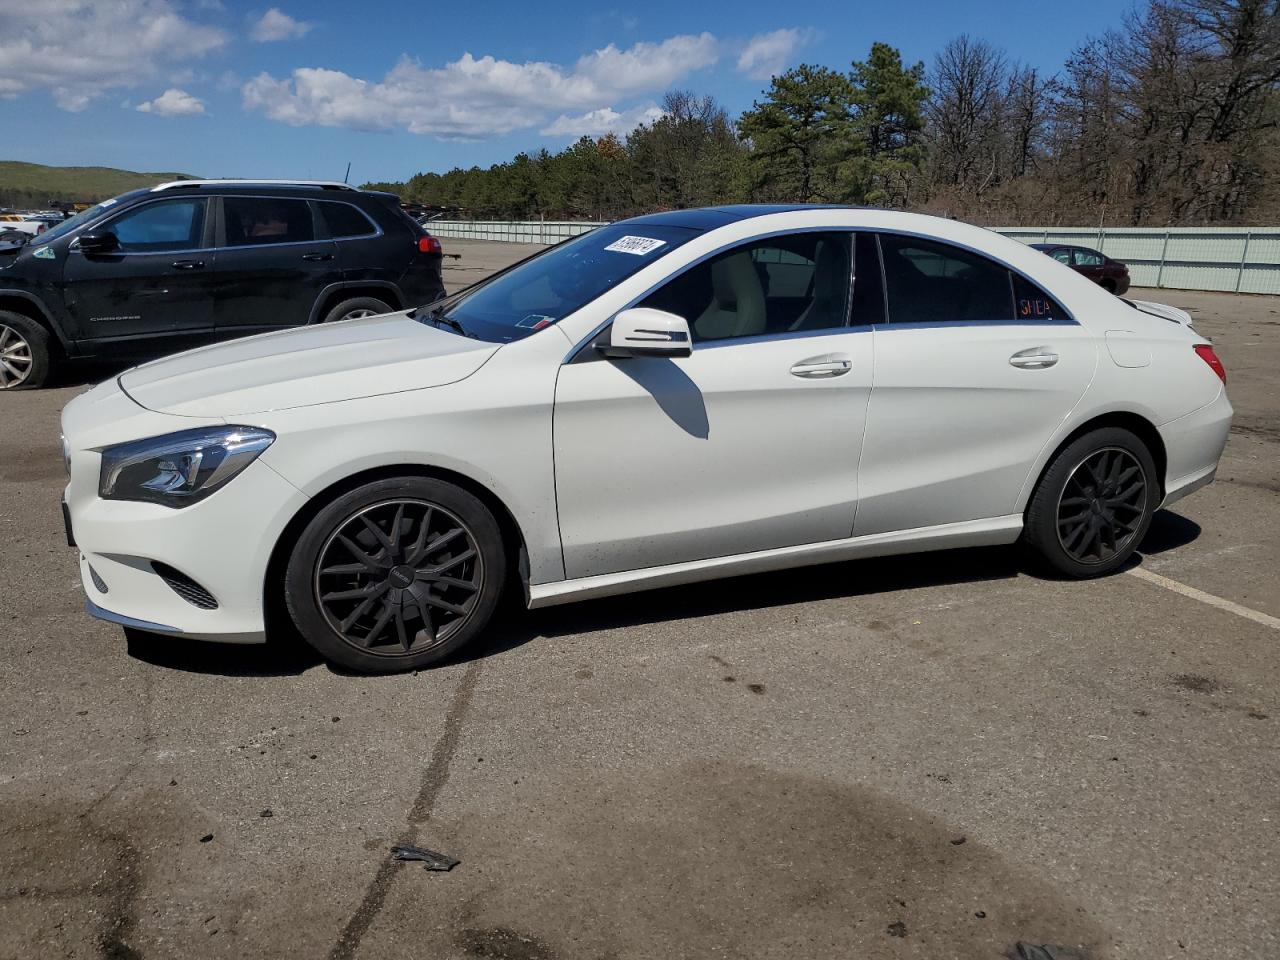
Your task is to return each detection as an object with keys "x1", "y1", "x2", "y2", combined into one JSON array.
[{"x1": 426, "y1": 220, "x2": 1280, "y2": 295}]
